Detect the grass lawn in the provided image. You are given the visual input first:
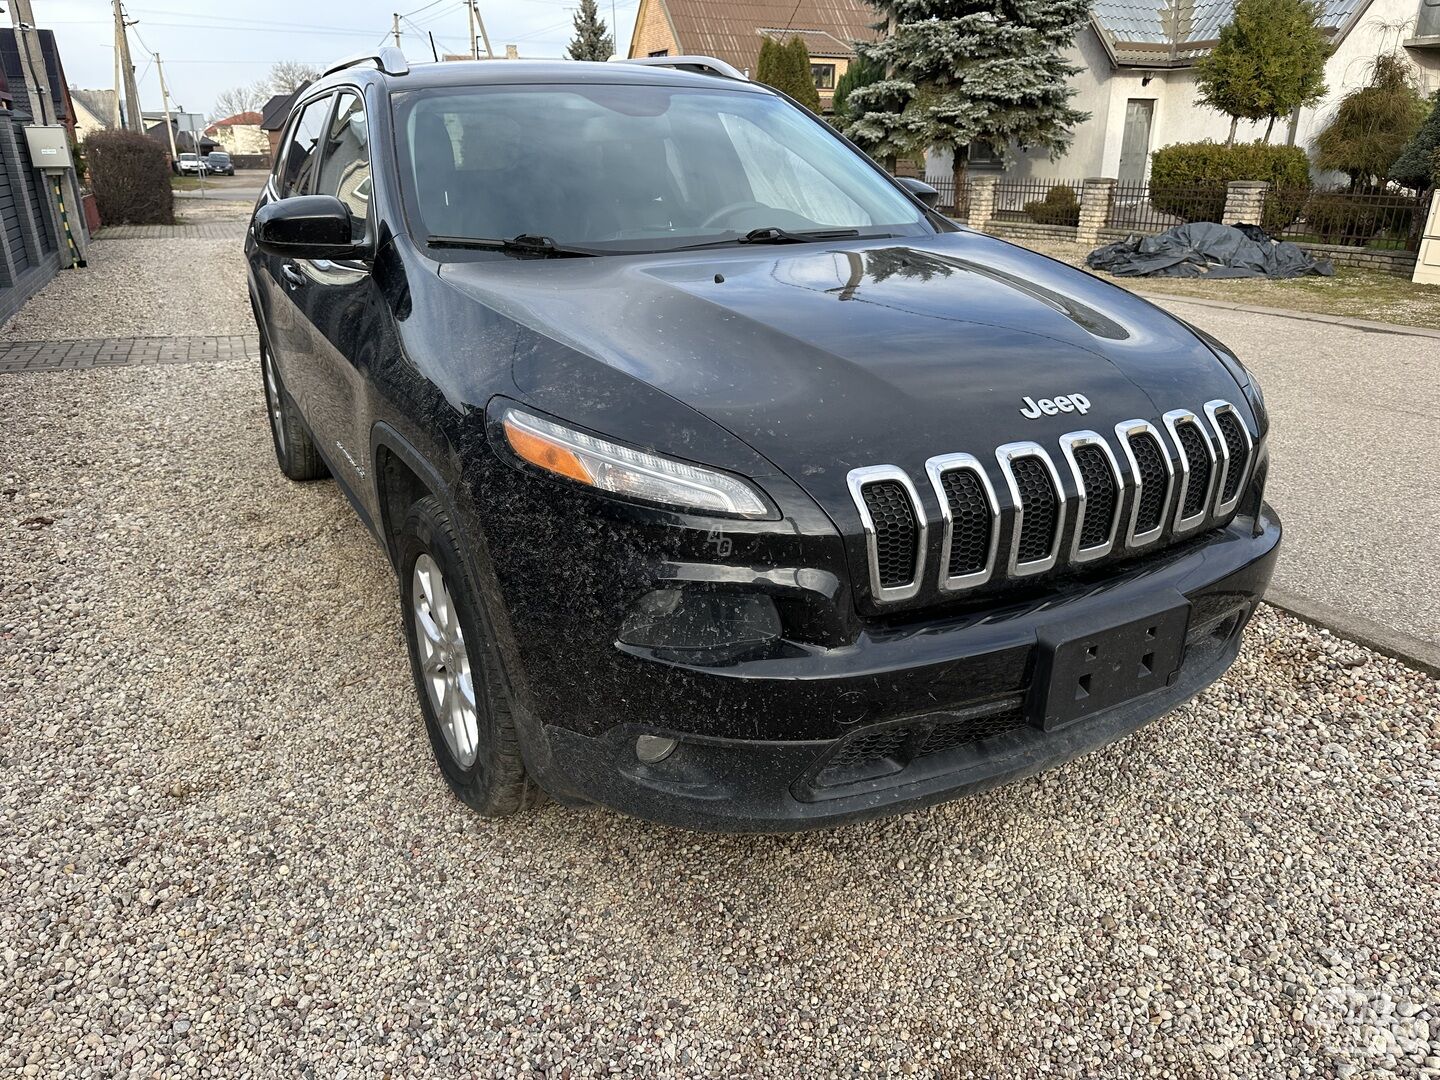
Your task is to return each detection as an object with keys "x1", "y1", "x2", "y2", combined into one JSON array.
[
  {"x1": 170, "y1": 175, "x2": 202, "y2": 190},
  {"x1": 1015, "y1": 238, "x2": 1440, "y2": 331}
]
